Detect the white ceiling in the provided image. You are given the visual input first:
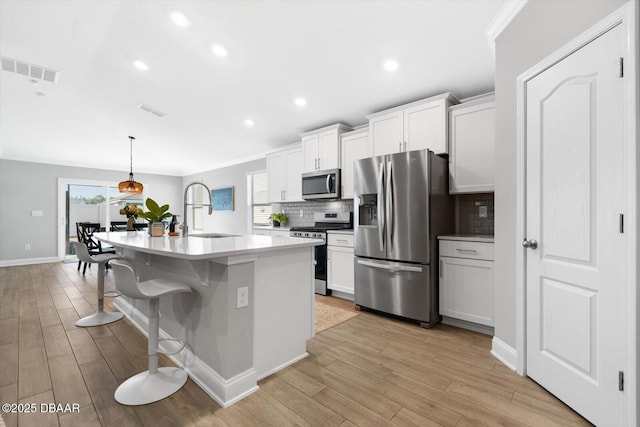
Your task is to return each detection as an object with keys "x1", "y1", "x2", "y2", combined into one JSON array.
[{"x1": 0, "y1": 0, "x2": 508, "y2": 176}]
